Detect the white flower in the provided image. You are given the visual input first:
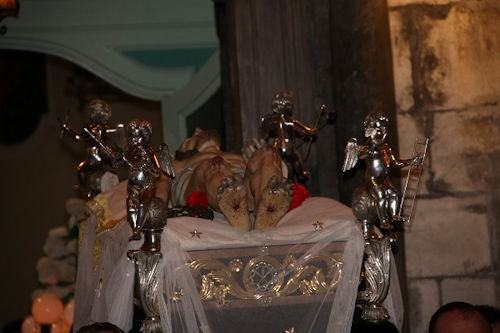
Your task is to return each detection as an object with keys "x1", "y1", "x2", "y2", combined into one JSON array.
[
  {"x1": 43, "y1": 227, "x2": 69, "y2": 258},
  {"x1": 36, "y1": 257, "x2": 60, "y2": 285},
  {"x1": 36, "y1": 256, "x2": 76, "y2": 285},
  {"x1": 48, "y1": 227, "x2": 68, "y2": 238},
  {"x1": 32, "y1": 285, "x2": 73, "y2": 301},
  {"x1": 58, "y1": 257, "x2": 76, "y2": 283}
]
